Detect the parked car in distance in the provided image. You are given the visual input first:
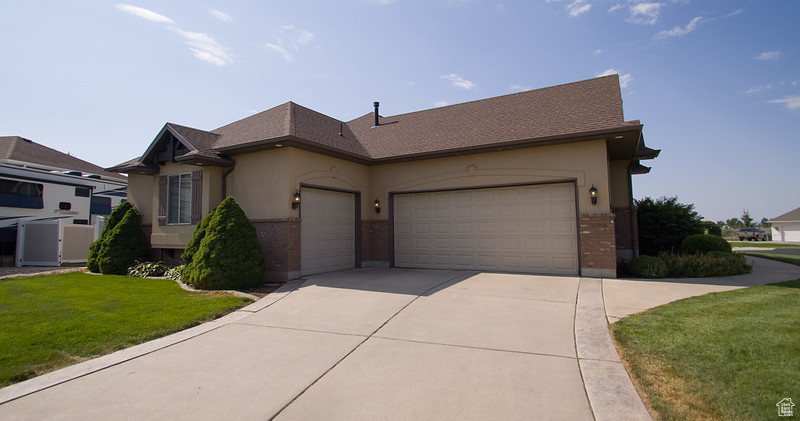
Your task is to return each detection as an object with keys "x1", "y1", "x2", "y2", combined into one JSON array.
[{"x1": 738, "y1": 228, "x2": 768, "y2": 241}]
